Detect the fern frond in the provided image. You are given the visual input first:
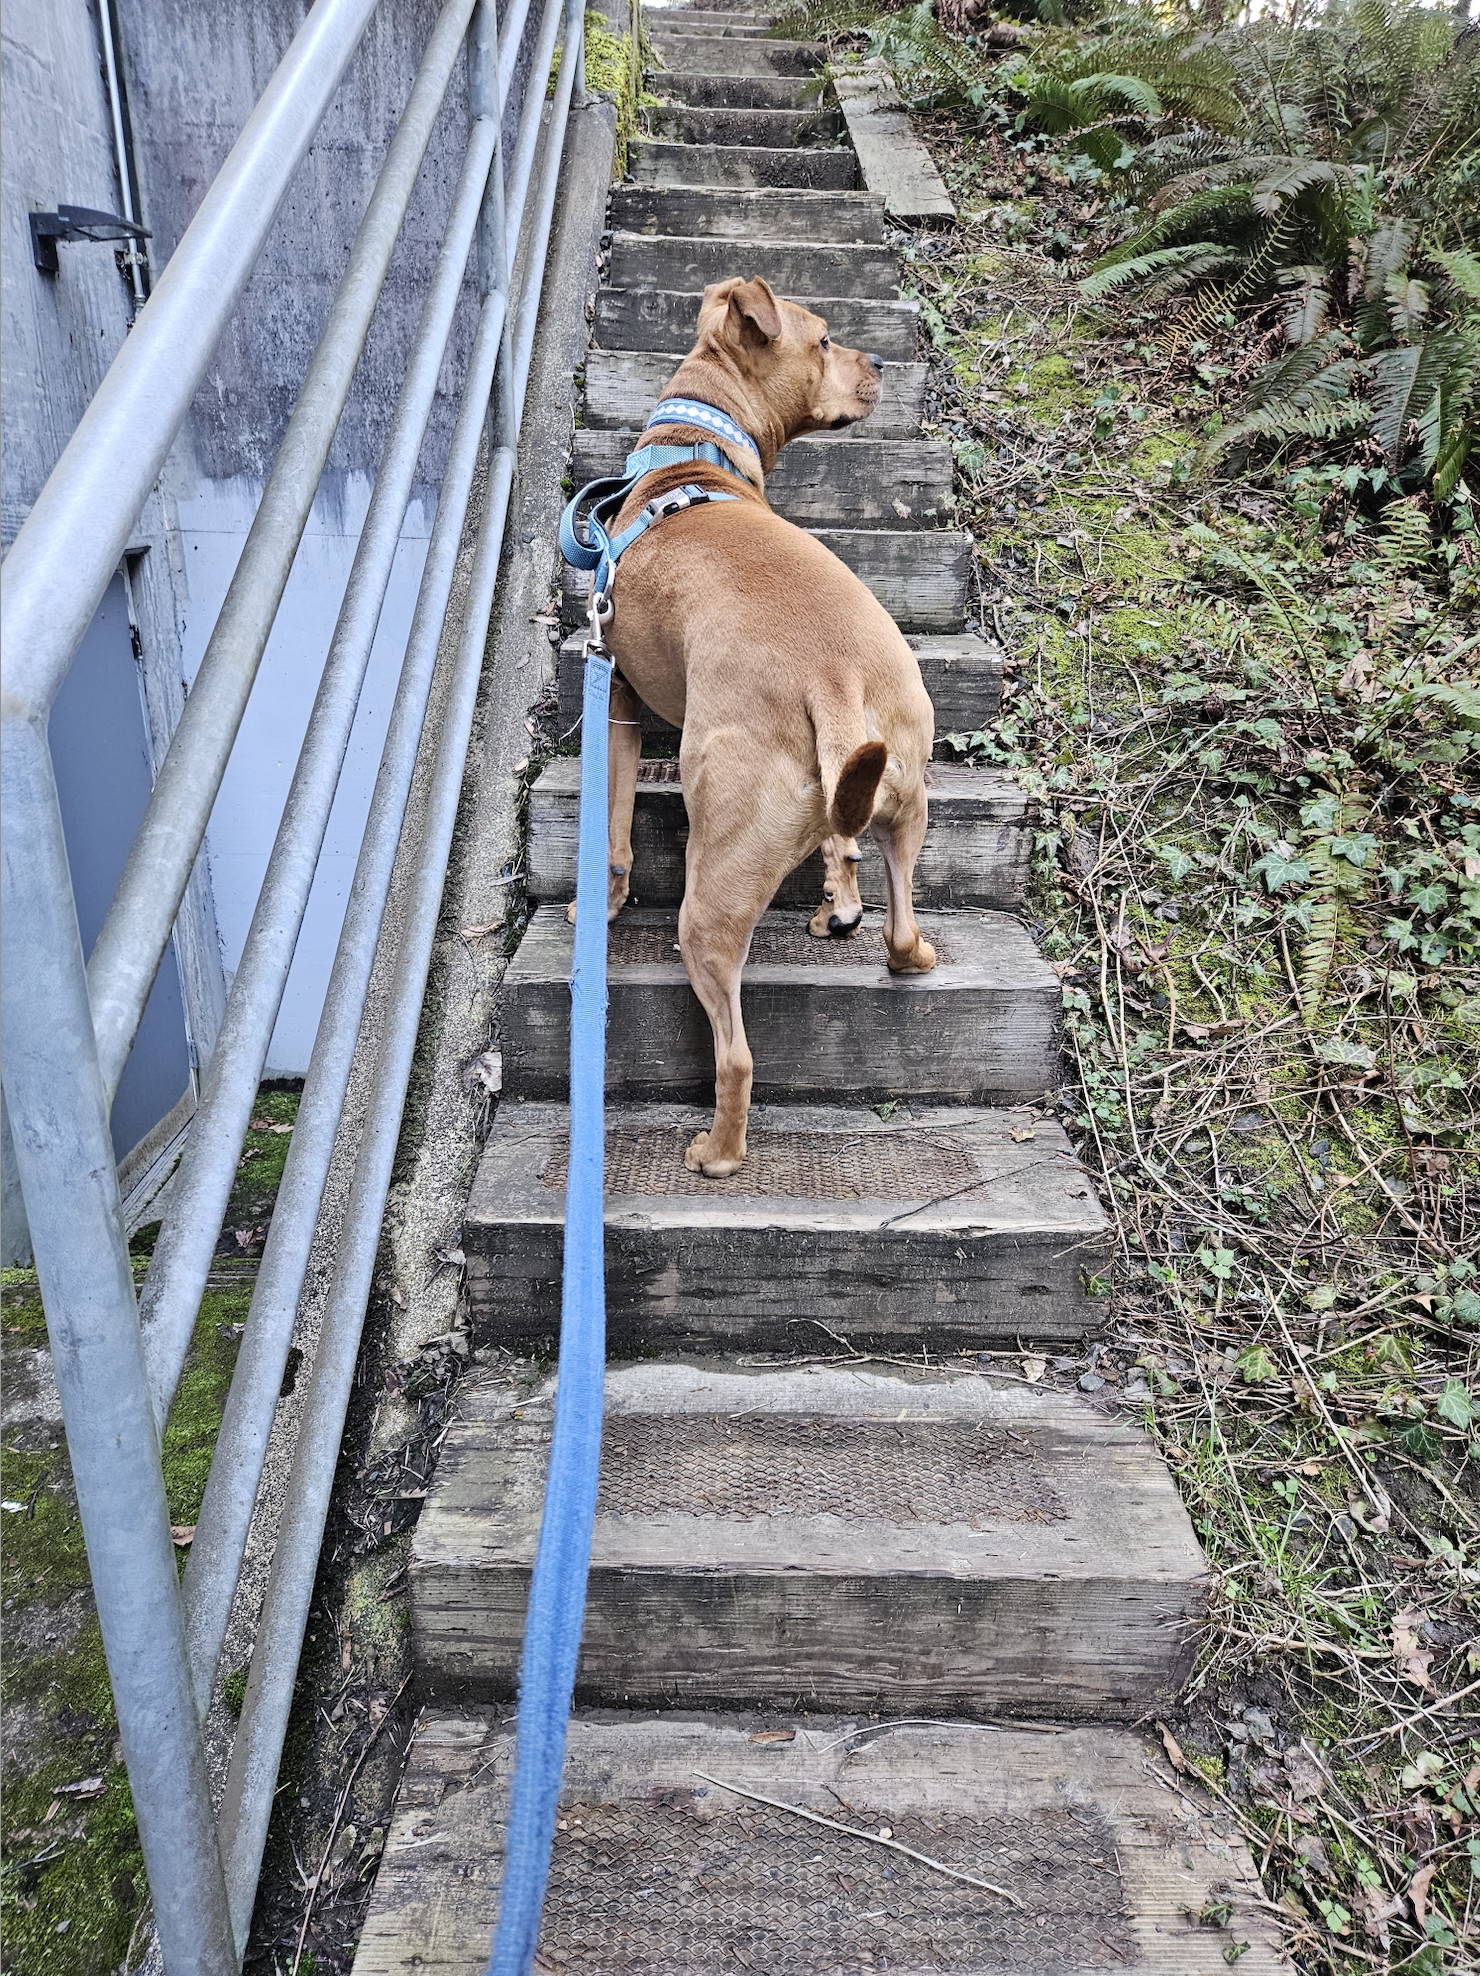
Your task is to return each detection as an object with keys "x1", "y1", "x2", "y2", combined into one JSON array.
[
  {"x1": 1079, "y1": 241, "x2": 1233, "y2": 300},
  {"x1": 1279, "y1": 264, "x2": 1333, "y2": 345}
]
